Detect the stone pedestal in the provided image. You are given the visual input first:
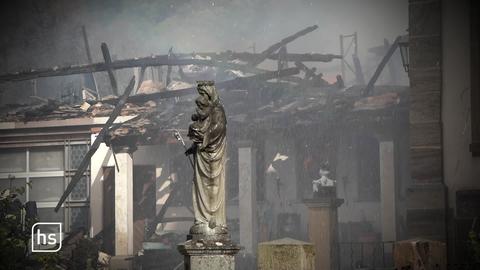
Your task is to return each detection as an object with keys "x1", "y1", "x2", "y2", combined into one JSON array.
[
  {"x1": 178, "y1": 239, "x2": 241, "y2": 270},
  {"x1": 303, "y1": 196, "x2": 343, "y2": 270},
  {"x1": 257, "y1": 238, "x2": 315, "y2": 270}
]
